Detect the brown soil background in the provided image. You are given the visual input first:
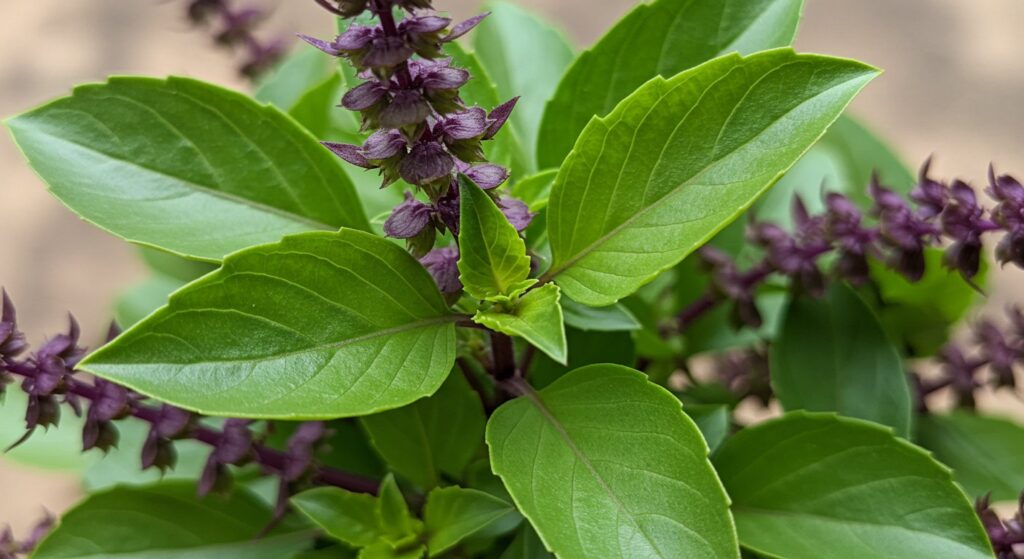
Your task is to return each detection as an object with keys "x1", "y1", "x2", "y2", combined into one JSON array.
[{"x1": 1, "y1": 0, "x2": 1022, "y2": 532}]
